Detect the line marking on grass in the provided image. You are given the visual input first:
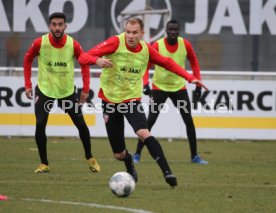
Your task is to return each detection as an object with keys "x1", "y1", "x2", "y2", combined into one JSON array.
[
  {"x1": 21, "y1": 198, "x2": 155, "y2": 213},
  {"x1": 2, "y1": 180, "x2": 275, "y2": 188}
]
